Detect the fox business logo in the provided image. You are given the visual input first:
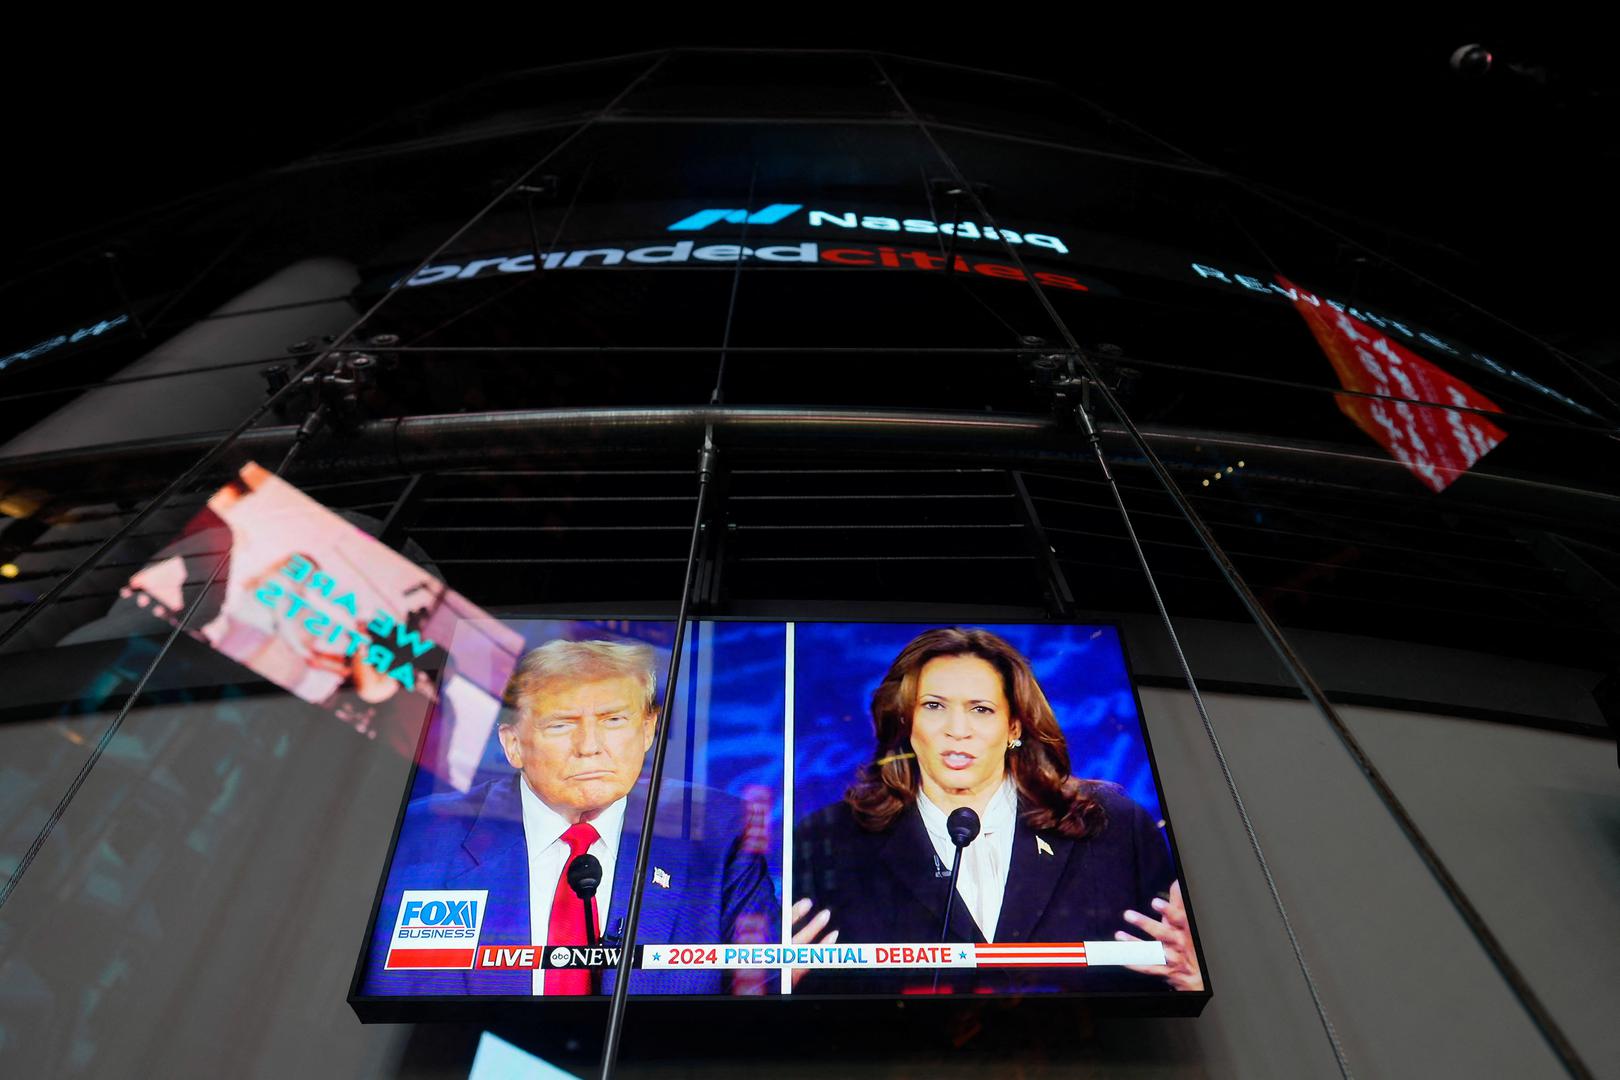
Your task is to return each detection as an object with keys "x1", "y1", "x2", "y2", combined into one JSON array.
[
  {"x1": 397, "y1": 897, "x2": 480, "y2": 938},
  {"x1": 384, "y1": 890, "x2": 488, "y2": 970}
]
